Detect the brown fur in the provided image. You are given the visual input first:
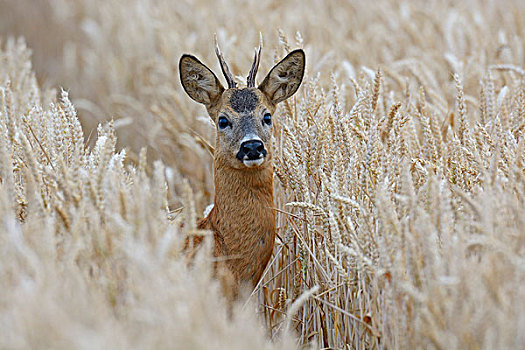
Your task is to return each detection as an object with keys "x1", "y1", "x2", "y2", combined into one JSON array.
[
  {"x1": 180, "y1": 47, "x2": 305, "y2": 297},
  {"x1": 198, "y1": 161, "x2": 275, "y2": 288}
]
